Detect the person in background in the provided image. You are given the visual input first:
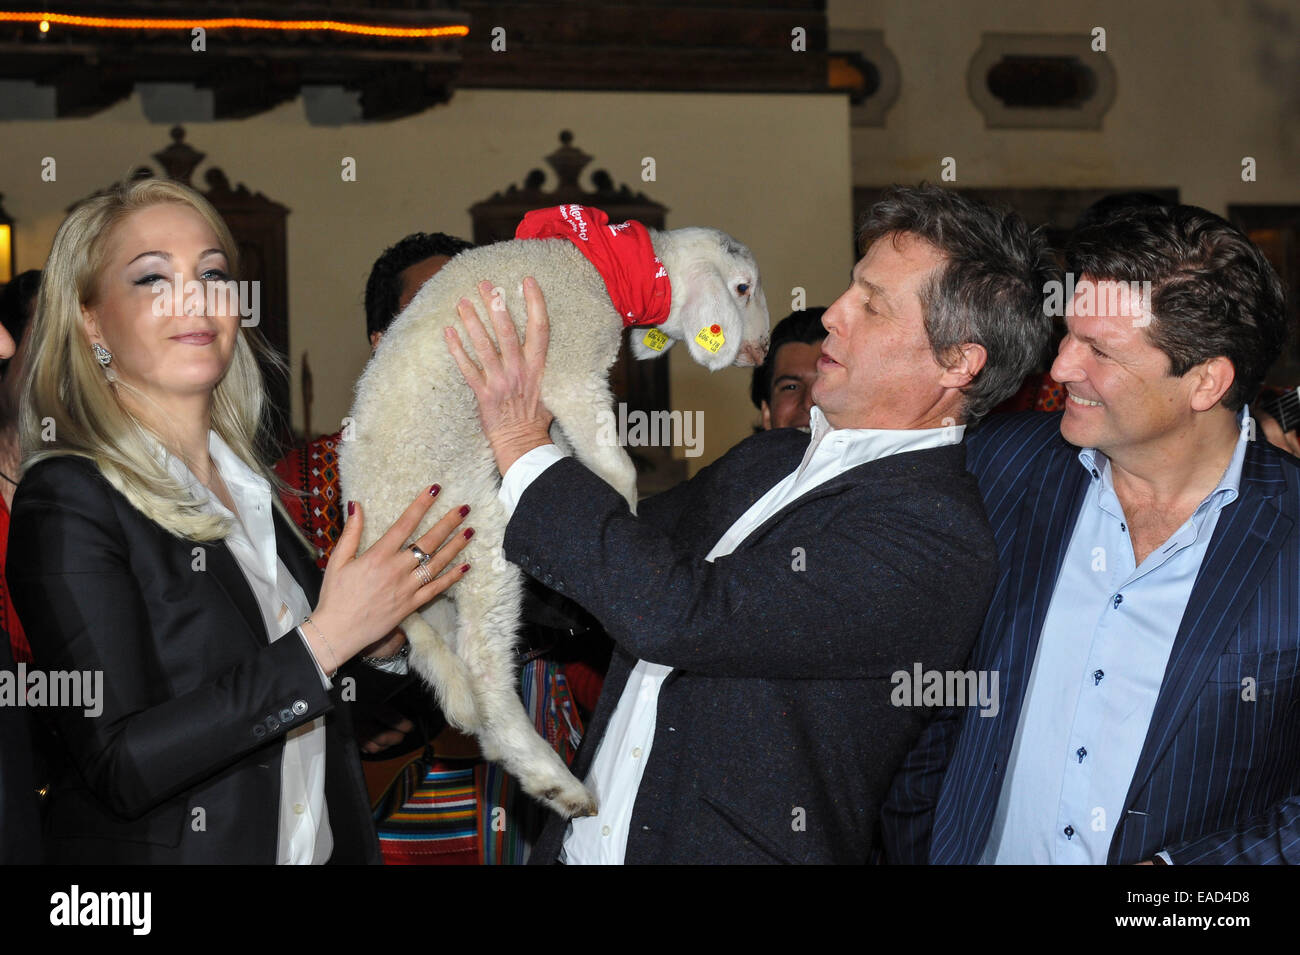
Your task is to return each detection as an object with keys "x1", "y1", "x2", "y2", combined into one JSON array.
[
  {"x1": 277, "y1": 233, "x2": 473, "y2": 567},
  {"x1": 749, "y1": 308, "x2": 826, "y2": 432},
  {"x1": 0, "y1": 270, "x2": 40, "y2": 664},
  {"x1": 0, "y1": 309, "x2": 40, "y2": 864}
]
